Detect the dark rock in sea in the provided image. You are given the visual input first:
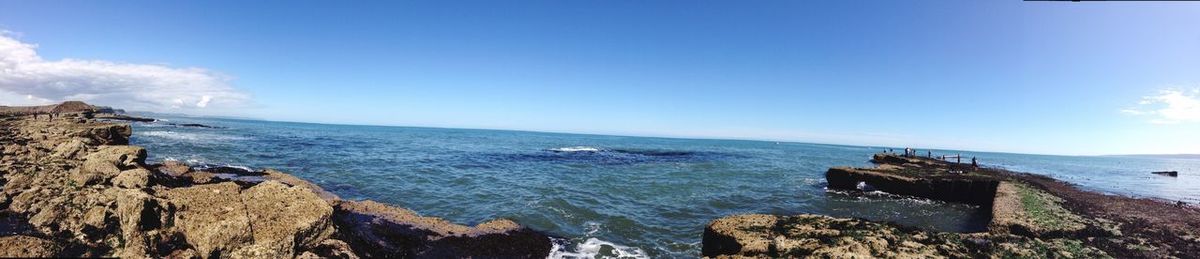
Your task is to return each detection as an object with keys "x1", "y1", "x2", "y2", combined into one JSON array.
[
  {"x1": 825, "y1": 166, "x2": 999, "y2": 206},
  {"x1": 179, "y1": 123, "x2": 217, "y2": 128},
  {"x1": 1152, "y1": 171, "x2": 1178, "y2": 177},
  {"x1": 162, "y1": 122, "x2": 224, "y2": 129},
  {"x1": 93, "y1": 113, "x2": 157, "y2": 122}
]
